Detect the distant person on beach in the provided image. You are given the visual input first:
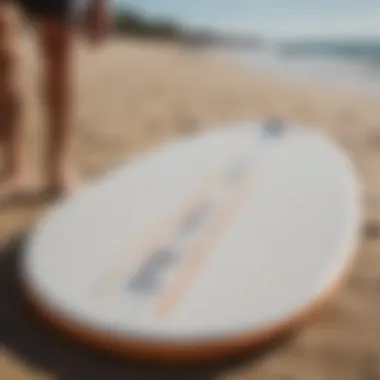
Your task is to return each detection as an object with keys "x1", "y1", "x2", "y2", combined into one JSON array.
[{"x1": 0, "y1": 0, "x2": 112, "y2": 200}]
